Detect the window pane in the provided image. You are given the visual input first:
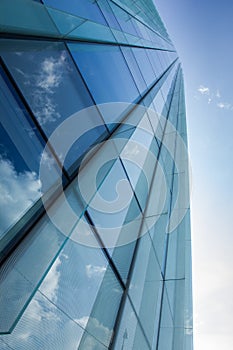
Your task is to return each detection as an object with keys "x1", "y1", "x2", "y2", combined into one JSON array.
[
  {"x1": 0, "y1": 188, "x2": 81, "y2": 333},
  {"x1": 40, "y1": 222, "x2": 123, "y2": 348},
  {"x1": 0, "y1": 67, "x2": 59, "y2": 240},
  {"x1": 44, "y1": 0, "x2": 107, "y2": 25},
  {"x1": 69, "y1": 43, "x2": 139, "y2": 106},
  {"x1": 129, "y1": 232, "x2": 162, "y2": 345},
  {"x1": 131, "y1": 48, "x2": 157, "y2": 86},
  {"x1": 112, "y1": 297, "x2": 150, "y2": 350},
  {"x1": 121, "y1": 47, "x2": 147, "y2": 94},
  {"x1": 1, "y1": 291, "x2": 85, "y2": 349},
  {"x1": 0, "y1": 40, "x2": 109, "y2": 173}
]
